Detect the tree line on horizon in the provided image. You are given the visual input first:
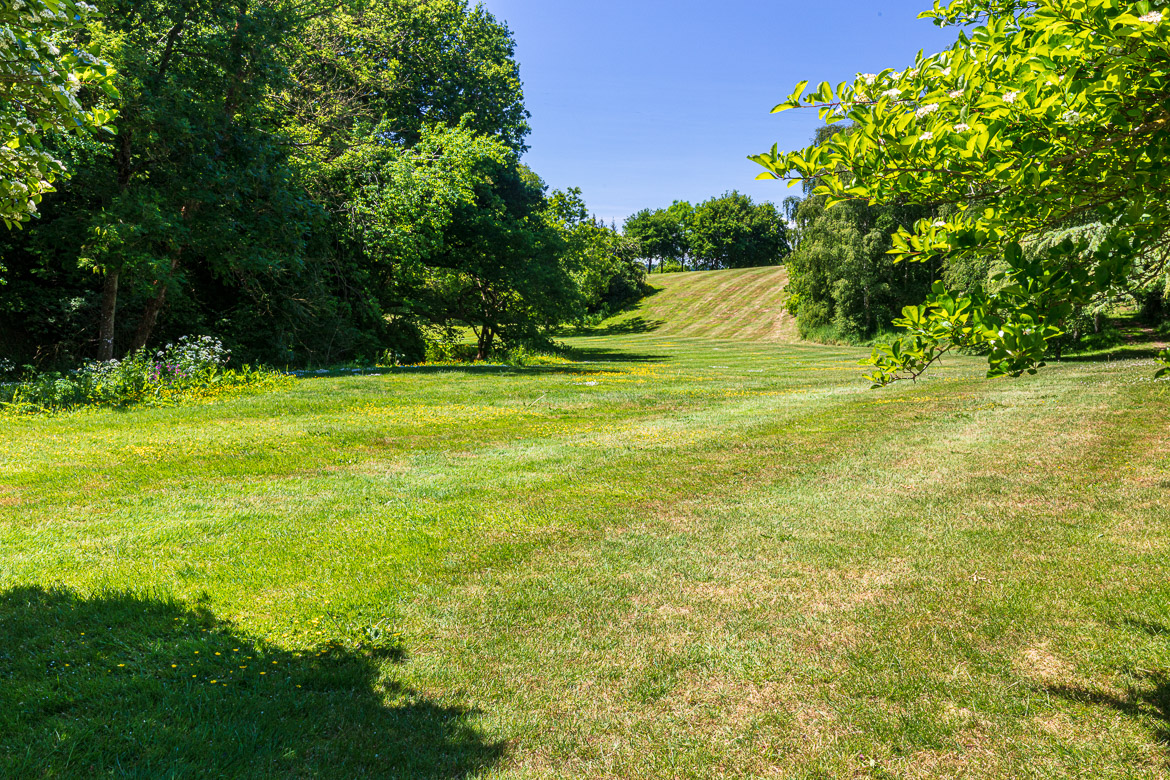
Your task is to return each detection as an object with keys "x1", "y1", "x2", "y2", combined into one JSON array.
[{"x1": 622, "y1": 192, "x2": 790, "y2": 274}]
